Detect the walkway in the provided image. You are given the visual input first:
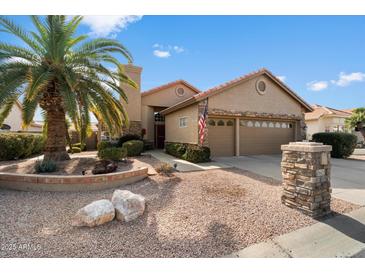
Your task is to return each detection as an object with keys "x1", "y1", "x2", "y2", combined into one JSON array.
[
  {"x1": 227, "y1": 207, "x2": 365, "y2": 258},
  {"x1": 145, "y1": 150, "x2": 231, "y2": 172}
]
